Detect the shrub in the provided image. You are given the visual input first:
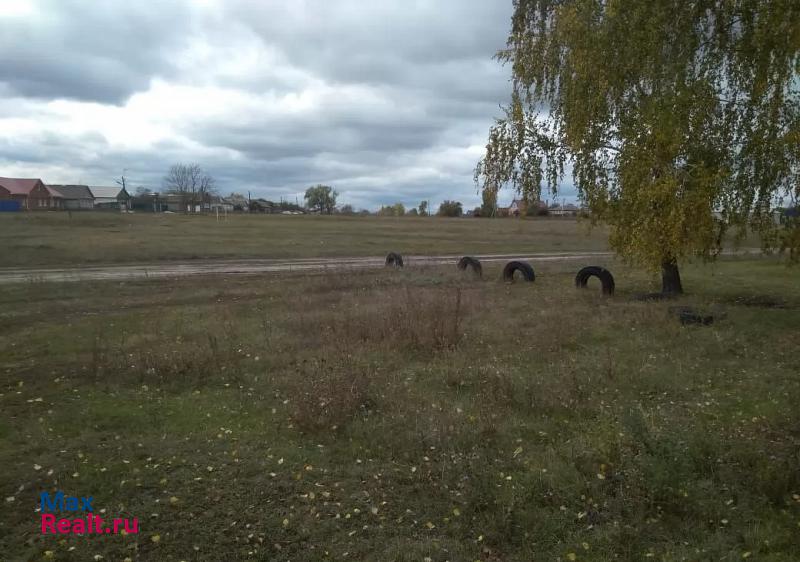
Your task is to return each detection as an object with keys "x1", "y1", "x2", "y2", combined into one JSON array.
[{"x1": 378, "y1": 203, "x2": 406, "y2": 216}]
